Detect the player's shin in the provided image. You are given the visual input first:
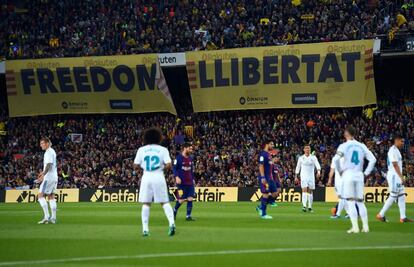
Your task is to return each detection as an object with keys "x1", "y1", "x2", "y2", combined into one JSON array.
[
  {"x1": 379, "y1": 195, "x2": 395, "y2": 217},
  {"x1": 356, "y1": 201, "x2": 369, "y2": 231},
  {"x1": 347, "y1": 200, "x2": 359, "y2": 230},
  {"x1": 308, "y1": 193, "x2": 313, "y2": 208},
  {"x1": 186, "y1": 201, "x2": 193, "y2": 217},
  {"x1": 141, "y1": 204, "x2": 150, "y2": 232},
  {"x1": 49, "y1": 198, "x2": 57, "y2": 220},
  {"x1": 162, "y1": 203, "x2": 175, "y2": 226},
  {"x1": 38, "y1": 197, "x2": 50, "y2": 220},
  {"x1": 261, "y1": 196, "x2": 268, "y2": 216},
  {"x1": 337, "y1": 198, "x2": 345, "y2": 216},
  {"x1": 302, "y1": 192, "x2": 307, "y2": 208},
  {"x1": 398, "y1": 195, "x2": 407, "y2": 220}
]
